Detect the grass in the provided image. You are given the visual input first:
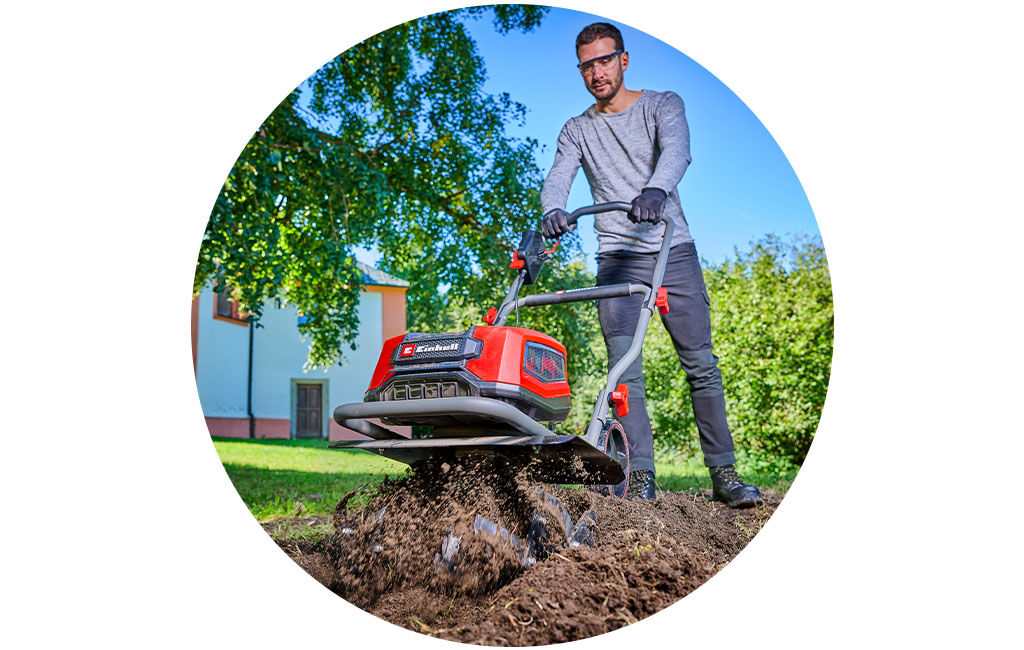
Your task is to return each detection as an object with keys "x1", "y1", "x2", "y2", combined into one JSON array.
[
  {"x1": 262, "y1": 517, "x2": 336, "y2": 542},
  {"x1": 655, "y1": 453, "x2": 796, "y2": 494},
  {"x1": 213, "y1": 437, "x2": 794, "y2": 522},
  {"x1": 212, "y1": 437, "x2": 407, "y2": 522}
]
